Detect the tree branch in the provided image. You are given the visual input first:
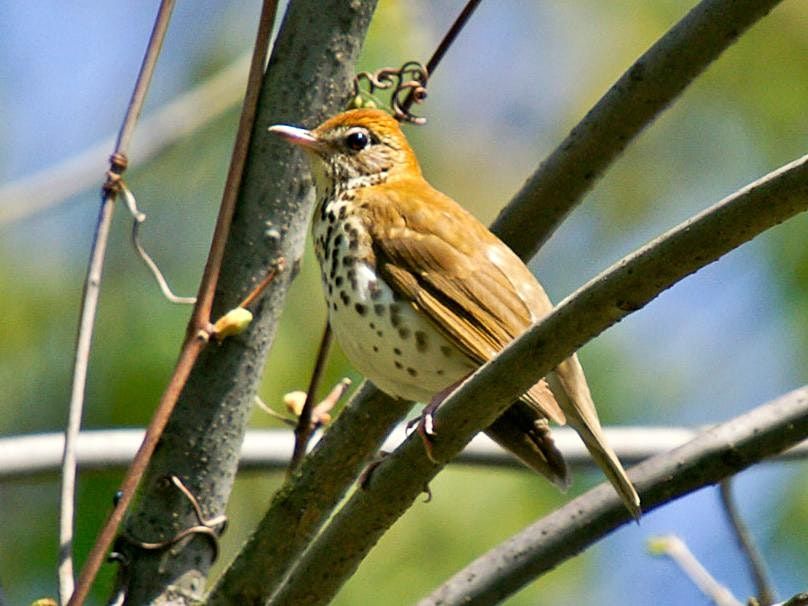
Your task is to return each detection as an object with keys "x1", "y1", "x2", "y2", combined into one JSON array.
[
  {"x1": 492, "y1": 0, "x2": 783, "y2": 259},
  {"x1": 234, "y1": 3, "x2": 793, "y2": 599},
  {"x1": 205, "y1": 383, "x2": 409, "y2": 604},
  {"x1": 266, "y1": 154, "x2": 808, "y2": 606},
  {"x1": 1, "y1": 427, "x2": 805, "y2": 480},
  {"x1": 421, "y1": 387, "x2": 807, "y2": 606},
  {"x1": 115, "y1": 1, "x2": 379, "y2": 604},
  {"x1": 61, "y1": 1, "x2": 176, "y2": 603}
]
